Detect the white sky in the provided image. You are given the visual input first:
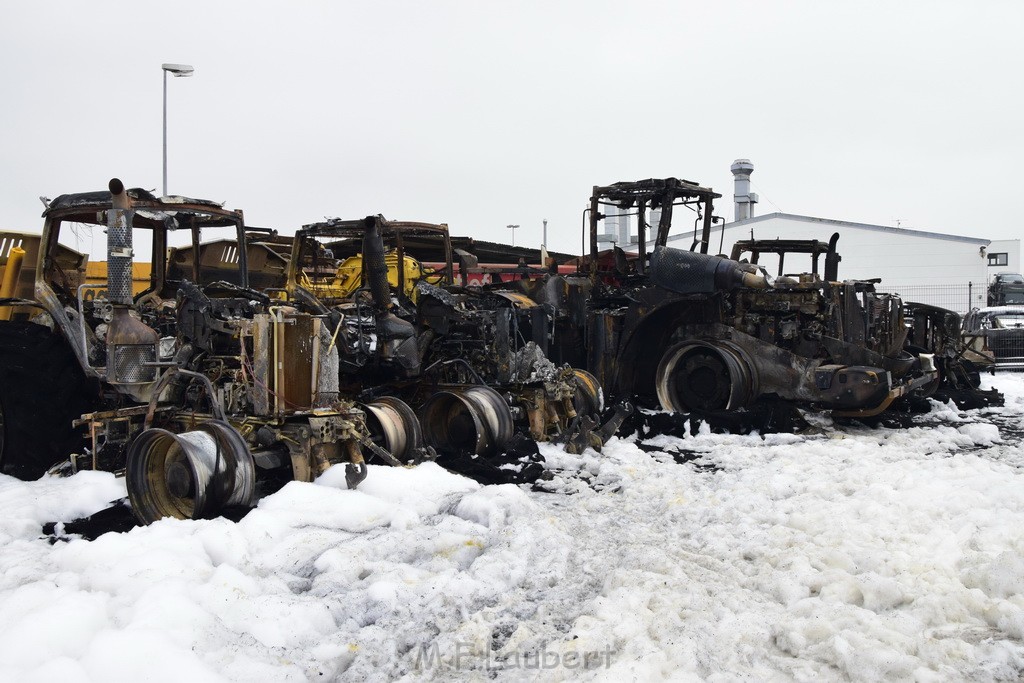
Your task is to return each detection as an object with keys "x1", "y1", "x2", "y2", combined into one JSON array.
[{"x1": 2, "y1": 1, "x2": 1021, "y2": 256}]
